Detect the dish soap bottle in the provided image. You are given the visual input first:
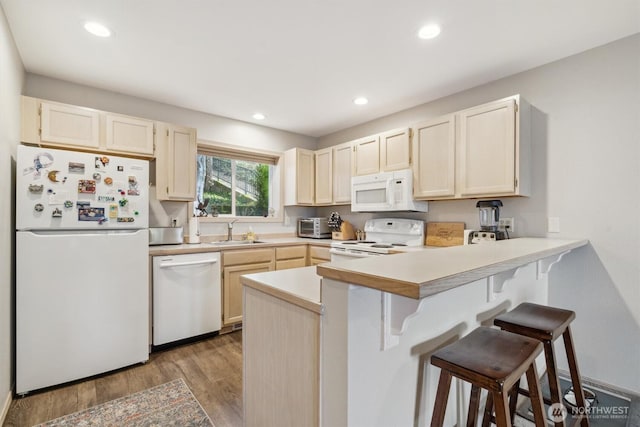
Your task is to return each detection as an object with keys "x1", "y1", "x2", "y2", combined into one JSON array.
[{"x1": 246, "y1": 227, "x2": 256, "y2": 242}]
